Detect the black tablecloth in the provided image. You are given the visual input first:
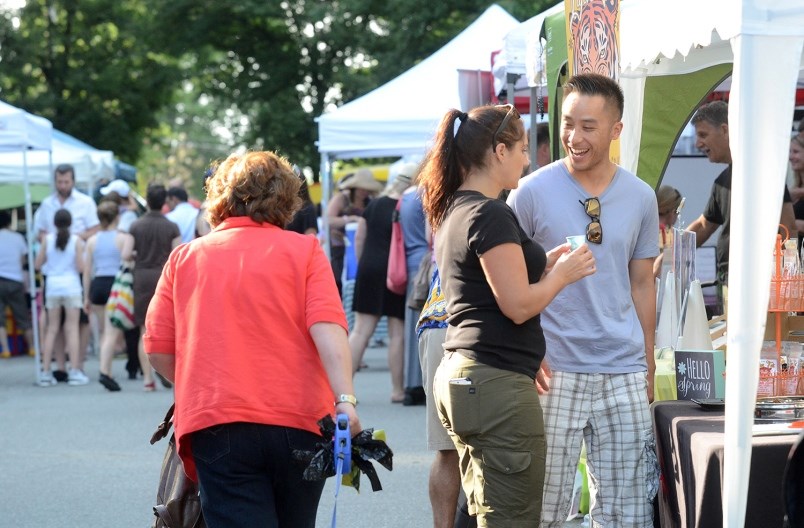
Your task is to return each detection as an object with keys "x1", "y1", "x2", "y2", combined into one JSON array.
[{"x1": 652, "y1": 401, "x2": 794, "y2": 528}]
